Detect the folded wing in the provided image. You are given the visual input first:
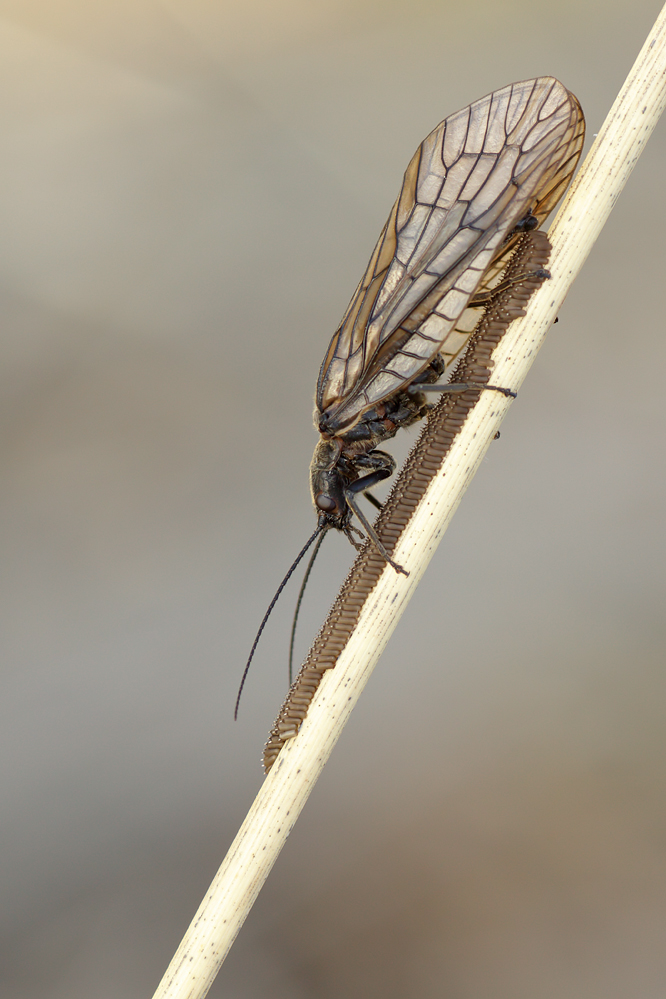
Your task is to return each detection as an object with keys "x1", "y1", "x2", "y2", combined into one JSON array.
[{"x1": 317, "y1": 77, "x2": 585, "y2": 434}]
